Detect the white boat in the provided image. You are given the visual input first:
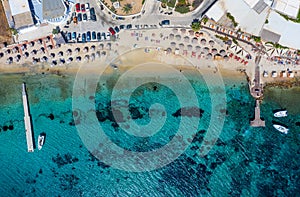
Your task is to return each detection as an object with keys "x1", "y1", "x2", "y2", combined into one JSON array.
[
  {"x1": 274, "y1": 110, "x2": 288, "y2": 117},
  {"x1": 273, "y1": 124, "x2": 289, "y2": 134},
  {"x1": 38, "y1": 134, "x2": 45, "y2": 150}
]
